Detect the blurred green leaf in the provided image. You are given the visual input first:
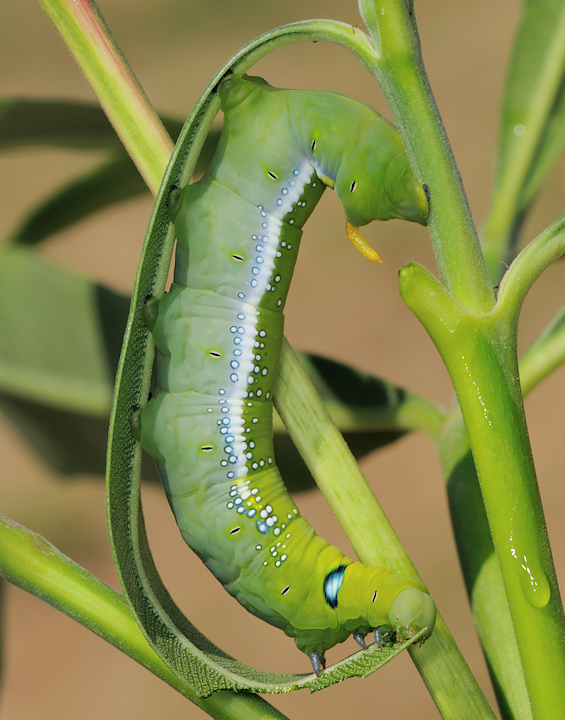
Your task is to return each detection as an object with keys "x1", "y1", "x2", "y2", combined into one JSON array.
[
  {"x1": 0, "y1": 246, "x2": 129, "y2": 415},
  {"x1": 277, "y1": 352, "x2": 445, "y2": 492},
  {"x1": 485, "y1": 0, "x2": 565, "y2": 262},
  {"x1": 0, "y1": 393, "x2": 111, "y2": 476},
  {"x1": 0, "y1": 98, "x2": 224, "y2": 246},
  {"x1": 292, "y1": 352, "x2": 445, "y2": 437},
  {"x1": 11, "y1": 129, "x2": 220, "y2": 246},
  {"x1": 11, "y1": 155, "x2": 148, "y2": 245},
  {"x1": 0, "y1": 248, "x2": 442, "y2": 479},
  {"x1": 496, "y1": 1, "x2": 565, "y2": 212},
  {"x1": 0, "y1": 246, "x2": 127, "y2": 474},
  {"x1": 0, "y1": 98, "x2": 126, "y2": 151}
]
